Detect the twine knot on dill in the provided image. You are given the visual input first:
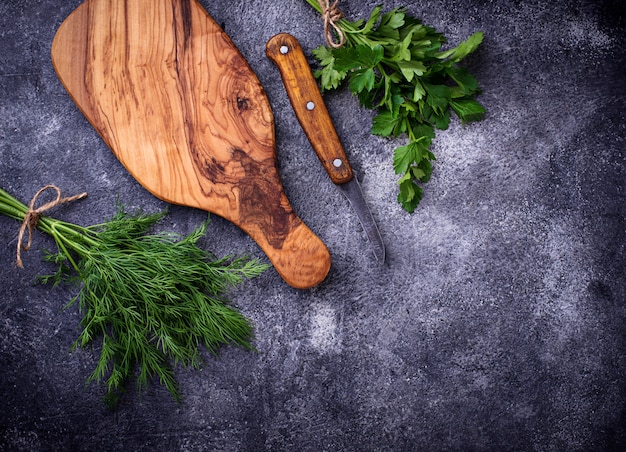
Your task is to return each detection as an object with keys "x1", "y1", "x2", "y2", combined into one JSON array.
[
  {"x1": 318, "y1": 0, "x2": 345, "y2": 48},
  {"x1": 16, "y1": 185, "x2": 87, "y2": 268}
]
